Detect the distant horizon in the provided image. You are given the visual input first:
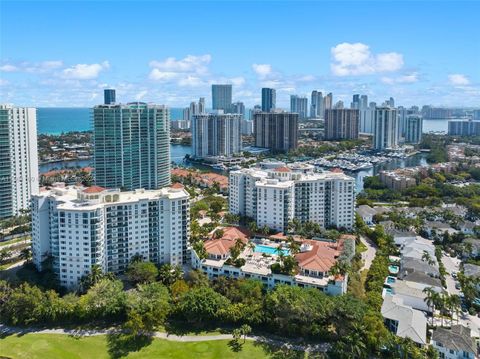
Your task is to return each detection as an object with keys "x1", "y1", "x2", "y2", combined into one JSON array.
[{"x1": 1, "y1": 1, "x2": 478, "y2": 108}]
